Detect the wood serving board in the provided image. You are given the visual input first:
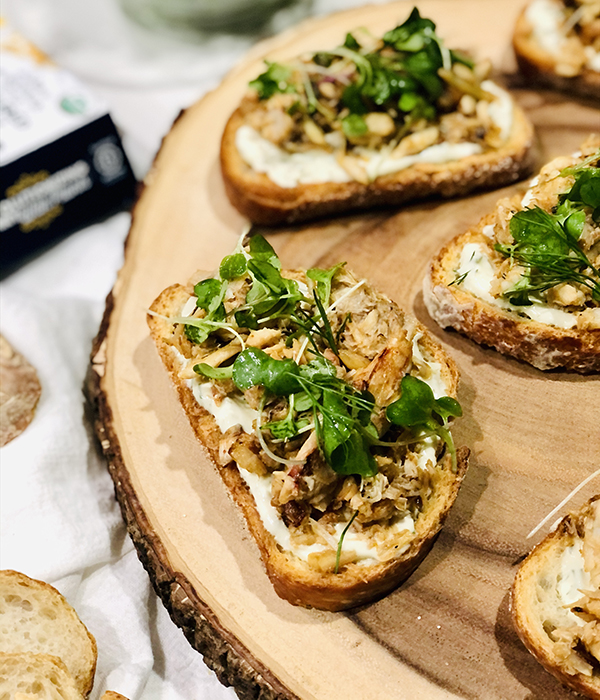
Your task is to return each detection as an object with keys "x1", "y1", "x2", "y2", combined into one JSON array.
[{"x1": 88, "y1": 1, "x2": 600, "y2": 698}]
